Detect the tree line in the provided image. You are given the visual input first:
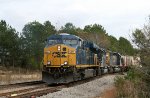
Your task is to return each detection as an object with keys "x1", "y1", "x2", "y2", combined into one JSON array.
[{"x1": 0, "y1": 20, "x2": 135, "y2": 69}]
